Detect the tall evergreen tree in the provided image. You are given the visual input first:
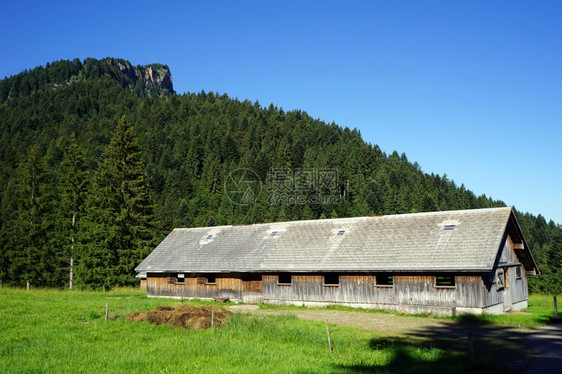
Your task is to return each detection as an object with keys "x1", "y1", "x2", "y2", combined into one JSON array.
[
  {"x1": 57, "y1": 139, "x2": 89, "y2": 289},
  {"x1": 544, "y1": 230, "x2": 562, "y2": 295},
  {"x1": 77, "y1": 116, "x2": 156, "y2": 288},
  {"x1": 3, "y1": 146, "x2": 55, "y2": 286}
]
